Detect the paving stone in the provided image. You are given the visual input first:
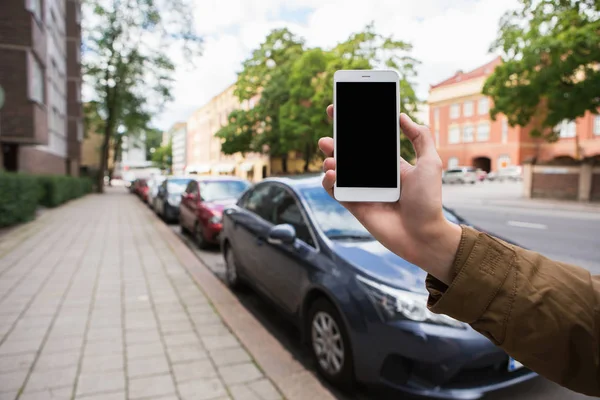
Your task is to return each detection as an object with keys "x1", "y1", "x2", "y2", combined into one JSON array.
[
  {"x1": 218, "y1": 362, "x2": 263, "y2": 386},
  {"x1": 160, "y1": 320, "x2": 195, "y2": 335},
  {"x1": 178, "y1": 378, "x2": 227, "y2": 400},
  {"x1": 0, "y1": 368, "x2": 29, "y2": 392},
  {"x1": 76, "y1": 370, "x2": 125, "y2": 397},
  {"x1": 125, "y1": 329, "x2": 161, "y2": 345},
  {"x1": 210, "y1": 347, "x2": 252, "y2": 367},
  {"x1": 127, "y1": 355, "x2": 170, "y2": 378},
  {"x1": 84, "y1": 339, "x2": 123, "y2": 356},
  {"x1": 24, "y1": 367, "x2": 77, "y2": 393},
  {"x1": 0, "y1": 339, "x2": 43, "y2": 355},
  {"x1": 247, "y1": 379, "x2": 281, "y2": 400},
  {"x1": 19, "y1": 387, "x2": 72, "y2": 400},
  {"x1": 172, "y1": 359, "x2": 217, "y2": 383},
  {"x1": 201, "y1": 334, "x2": 240, "y2": 351},
  {"x1": 128, "y1": 374, "x2": 176, "y2": 399},
  {"x1": 86, "y1": 327, "x2": 122, "y2": 342},
  {"x1": 195, "y1": 323, "x2": 231, "y2": 336},
  {"x1": 43, "y1": 336, "x2": 84, "y2": 354},
  {"x1": 167, "y1": 344, "x2": 208, "y2": 364},
  {"x1": 35, "y1": 350, "x2": 80, "y2": 370},
  {"x1": 0, "y1": 352, "x2": 36, "y2": 372},
  {"x1": 163, "y1": 332, "x2": 200, "y2": 348},
  {"x1": 0, "y1": 392, "x2": 18, "y2": 400},
  {"x1": 80, "y1": 353, "x2": 124, "y2": 374},
  {"x1": 74, "y1": 391, "x2": 125, "y2": 400},
  {"x1": 127, "y1": 342, "x2": 165, "y2": 360},
  {"x1": 191, "y1": 313, "x2": 222, "y2": 326}
]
